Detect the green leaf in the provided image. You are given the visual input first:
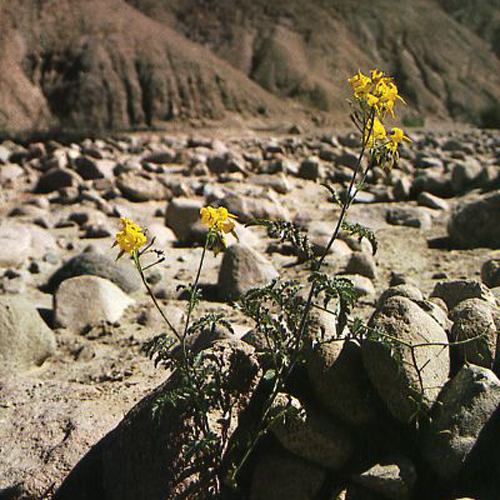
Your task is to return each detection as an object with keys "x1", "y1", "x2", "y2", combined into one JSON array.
[{"x1": 341, "y1": 221, "x2": 378, "y2": 255}]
